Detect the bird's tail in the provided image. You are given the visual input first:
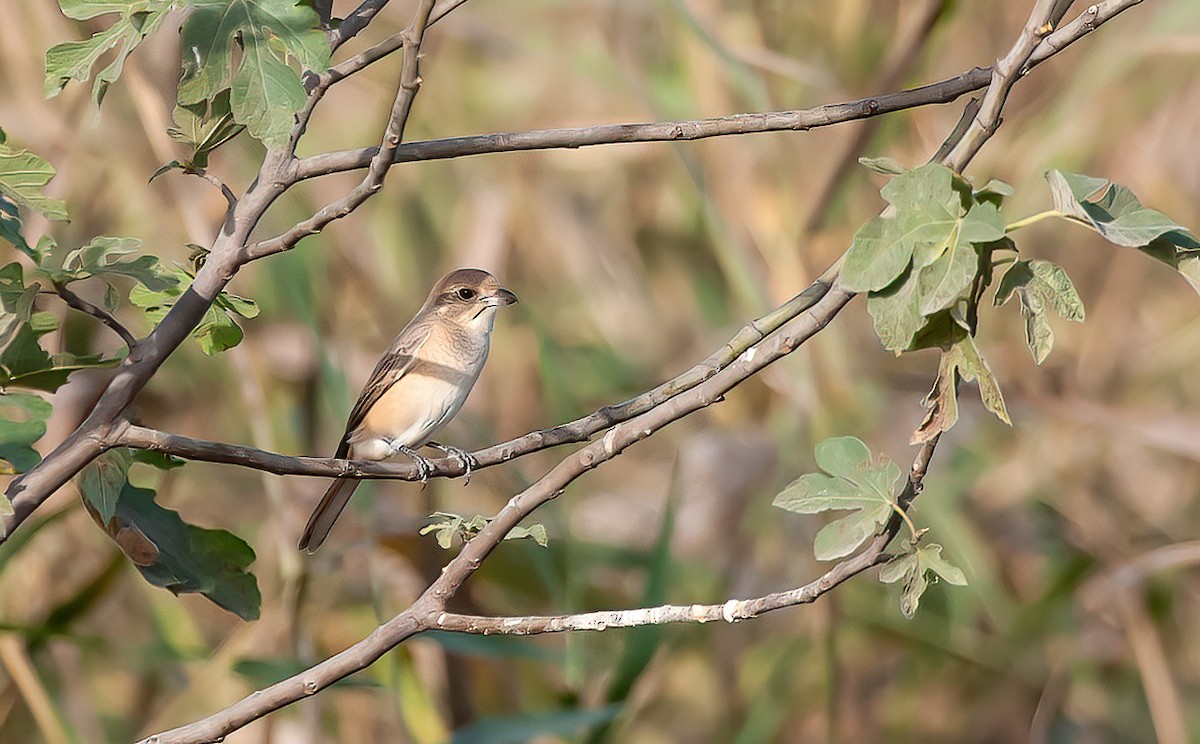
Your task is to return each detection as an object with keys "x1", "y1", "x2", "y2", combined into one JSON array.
[{"x1": 299, "y1": 477, "x2": 362, "y2": 552}]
